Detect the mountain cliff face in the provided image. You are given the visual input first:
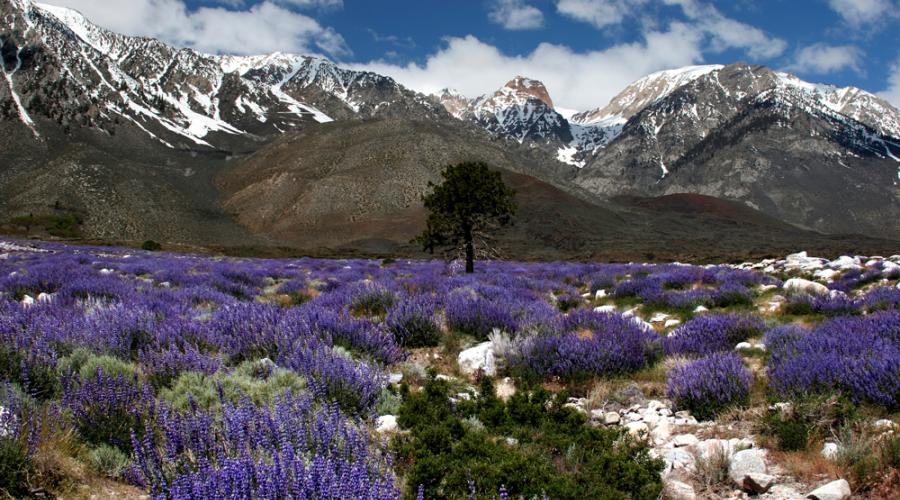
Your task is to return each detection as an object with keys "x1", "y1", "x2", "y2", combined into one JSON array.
[
  {"x1": 432, "y1": 64, "x2": 900, "y2": 237},
  {"x1": 1, "y1": 0, "x2": 445, "y2": 151},
  {"x1": 2, "y1": 0, "x2": 899, "y2": 247}
]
